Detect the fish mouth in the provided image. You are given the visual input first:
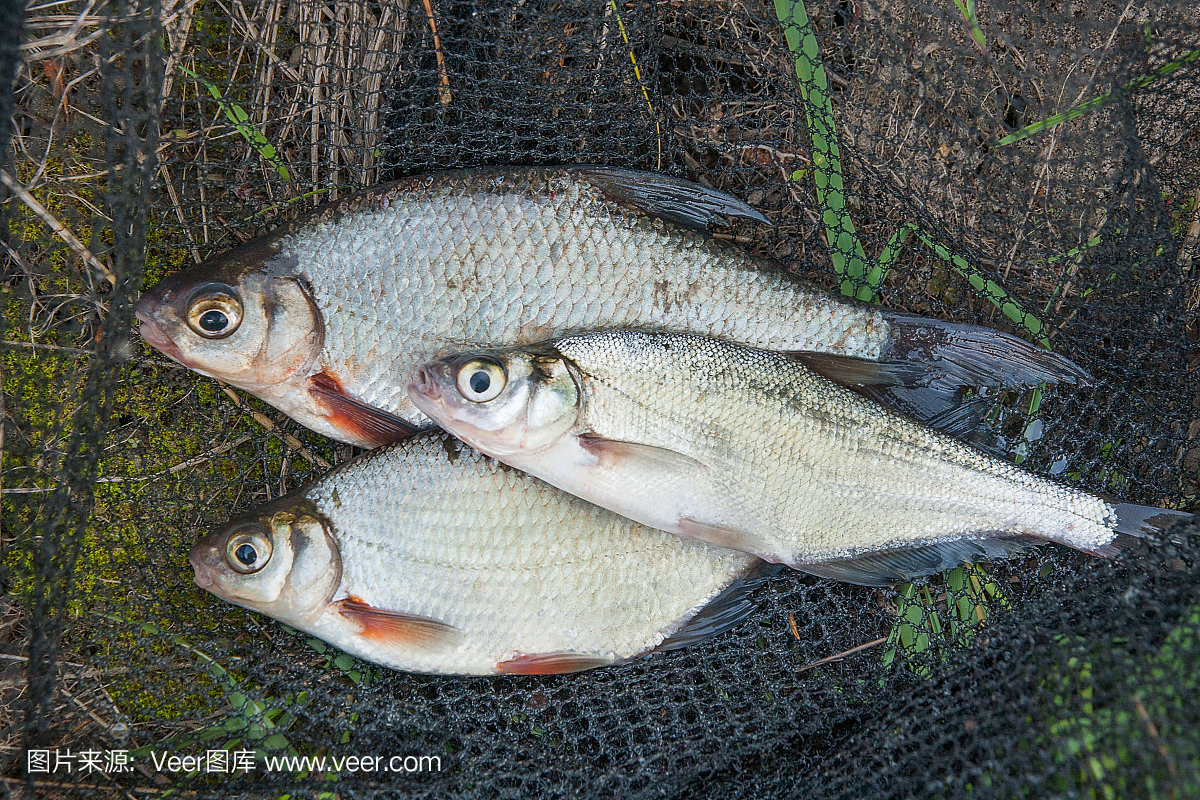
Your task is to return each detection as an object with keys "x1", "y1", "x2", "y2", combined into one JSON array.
[
  {"x1": 188, "y1": 545, "x2": 218, "y2": 590},
  {"x1": 407, "y1": 365, "x2": 444, "y2": 408},
  {"x1": 135, "y1": 309, "x2": 188, "y2": 365}
]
